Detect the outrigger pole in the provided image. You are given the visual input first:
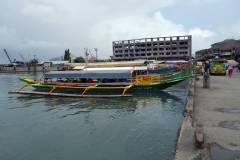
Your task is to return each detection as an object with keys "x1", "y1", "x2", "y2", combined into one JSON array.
[{"x1": 9, "y1": 83, "x2": 134, "y2": 97}]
